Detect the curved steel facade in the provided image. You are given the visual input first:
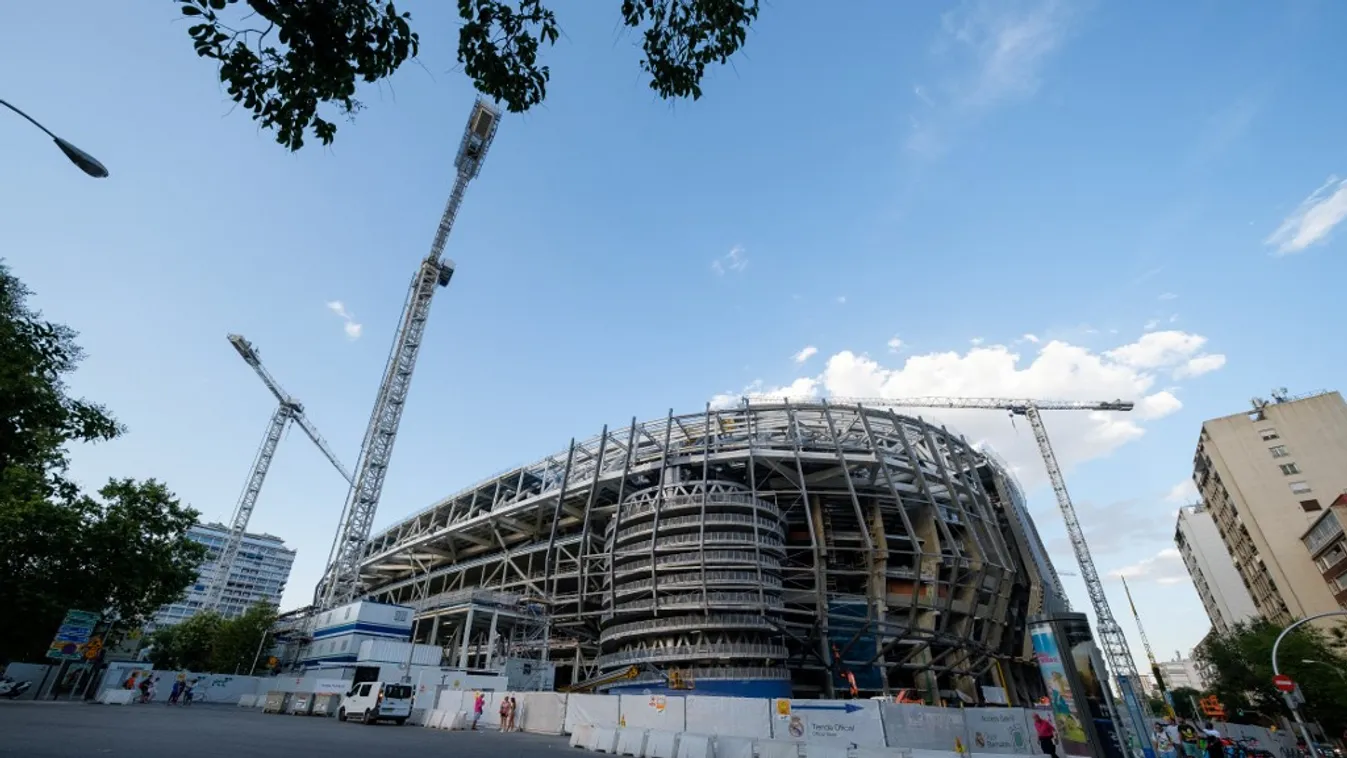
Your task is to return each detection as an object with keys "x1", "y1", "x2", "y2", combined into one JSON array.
[{"x1": 359, "y1": 402, "x2": 1055, "y2": 701}]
